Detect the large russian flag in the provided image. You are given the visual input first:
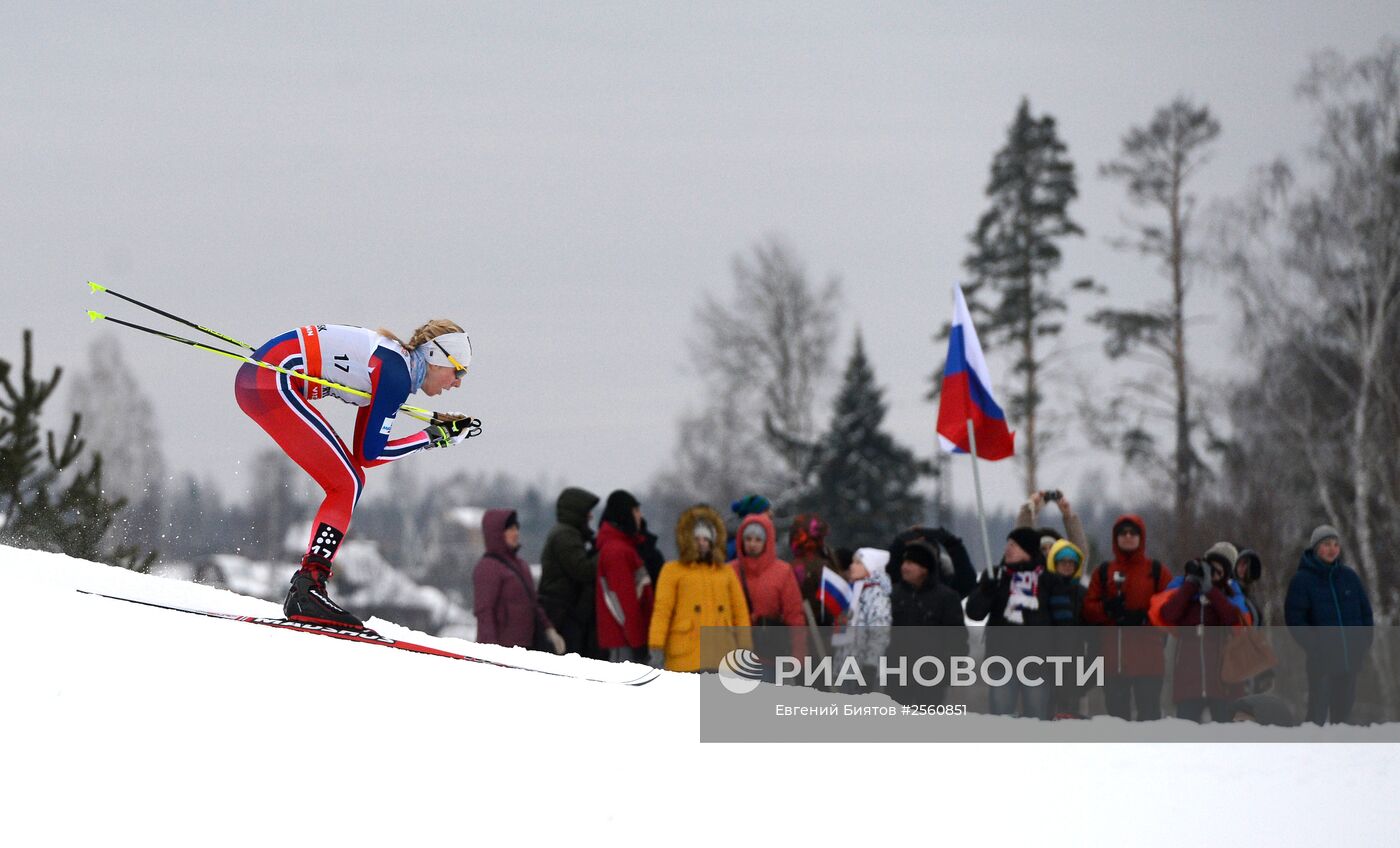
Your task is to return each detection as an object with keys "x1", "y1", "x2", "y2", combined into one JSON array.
[{"x1": 936, "y1": 285, "x2": 1015, "y2": 460}]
